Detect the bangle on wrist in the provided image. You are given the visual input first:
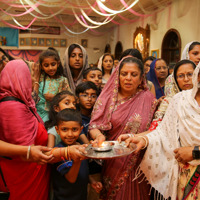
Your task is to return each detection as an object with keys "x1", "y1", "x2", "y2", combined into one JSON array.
[
  {"x1": 138, "y1": 136, "x2": 148, "y2": 149},
  {"x1": 65, "y1": 147, "x2": 68, "y2": 159},
  {"x1": 27, "y1": 145, "x2": 31, "y2": 159},
  {"x1": 50, "y1": 147, "x2": 58, "y2": 155},
  {"x1": 127, "y1": 134, "x2": 134, "y2": 138},
  {"x1": 67, "y1": 146, "x2": 71, "y2": 161}
]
